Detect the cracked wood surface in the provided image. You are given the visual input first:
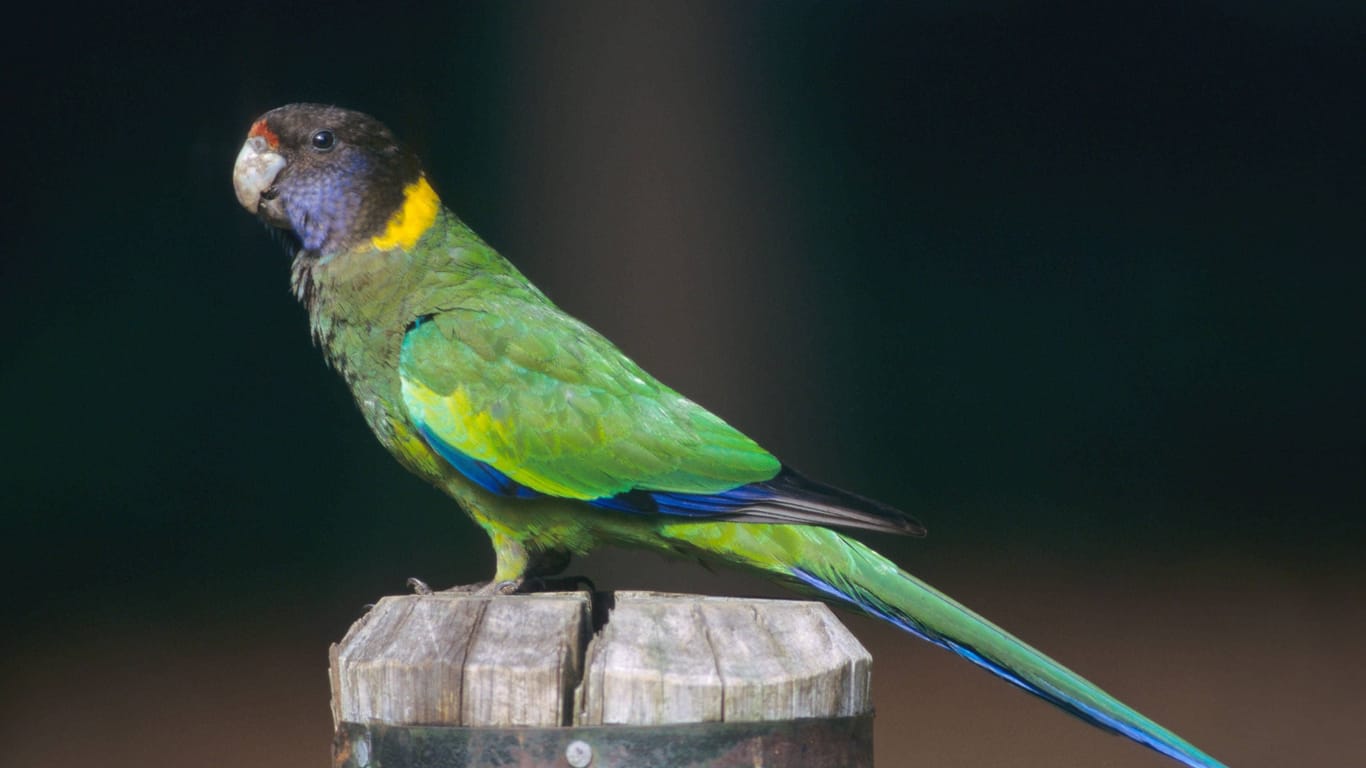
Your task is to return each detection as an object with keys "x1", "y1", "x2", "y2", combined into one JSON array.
[{"x1": 330, "y1": 591, "x2": 872, "y2": 728}]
